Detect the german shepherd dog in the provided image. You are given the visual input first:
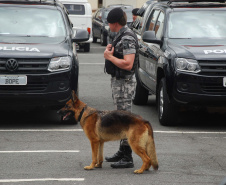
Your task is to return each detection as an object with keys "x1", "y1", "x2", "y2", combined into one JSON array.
[{"x1": 58, "y1": 91, "x2": 159, "y2": 174}]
